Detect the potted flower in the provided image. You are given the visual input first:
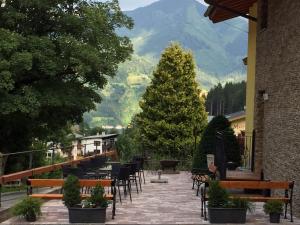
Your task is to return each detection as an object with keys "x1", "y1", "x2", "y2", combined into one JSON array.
[
  {"x1": 12, "y1": 197, "x2": 42, "y2": 222},
  {"x1": 207, "y1": 181, "x2": 252, "y2": 223},
  {"x1": 63, "y1": 175, "x2": 108, "y2": 223},
  {"x1": 263, "y1": 200, "x2": 284, "y2": 223}
]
